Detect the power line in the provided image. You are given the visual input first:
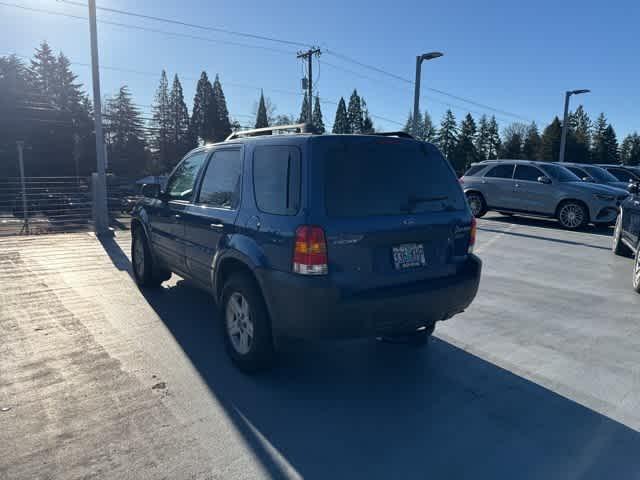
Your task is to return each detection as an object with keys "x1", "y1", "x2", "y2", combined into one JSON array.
[
  {"x1": 324, "y1": 49, "x2": 533, "y2": 122},
  {"x1": 0, "y1": 2, "x2": 296, "y2": 56},
  {"x1": 54, "y1": 0, "x2": 311, "y2": 48}
]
